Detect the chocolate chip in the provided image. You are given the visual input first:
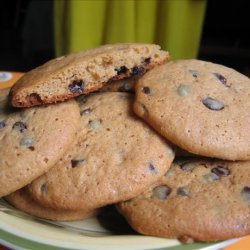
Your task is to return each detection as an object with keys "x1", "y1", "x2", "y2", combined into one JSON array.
[
  {"x1": 13, "y1": 121, "x2": 27, "y2": 133},
  {"x1": 40, "y1": 183, "x2": 47, "y2": 193},
  {"x1": 132, "y1": 66, "x2": 145, "y2": 75},
  {"x1": 115, "y1": 66, "x2": 128, "y2": 75},
  {"x1": 88, "y1": 119, "x2": 101, "y2": 129},
  {"x1": 20, "y1": 137, "x2": 34, "y2": 147},
  {"x1": 142, "y1": 57, "x2": 151, "y2": 65},
  {"x1": 165, "y1": 169, "x2": 174, "y2": 177},
  {"x1": 211, "y1": 166, "x2": 230, "y2": 177},
  {"x1": 177, "y1": 187, "x2": 189, "y2": 197},
  {"x1": 202, "y1": 97, "x2": 224, "y2": 111},
  {"x1": 152, "y1": 185, "x2": 172, "y2": 200},
  {"x1": 188, "y1": 69, "x2": 198, "y2": 78},
  {"x1": 71, "y1": 159, "x2": 85, "y2": 168},
  {"x1": 142, "y1": 86, "x2": 152, "y2": 95},
  {"x1": 213, "y1": 73, "x2": 229, "y2": 87},
  {"x1": 203, "y1": 173, "x2": 220, "y2": 182},
  {"x1": 177, "y1": 84, "x2": 192, "y2": 97},
  {"x1": 68, "y1": 79, "x2": 85, "y2": 94},
  {"x1": 241, "y1": 186, "x2": 250, "y2": 201},
  {"x1": 0, "y1": 121, "x2": 6, "y2": 129},
  {"x1": 28, "y1": 146, "x2": 35, "y2": 151},
  {"x1": 29, "y1": 93, "x2": 43, "y2": 105},
  {"x1": 148, "y1": 161, "x2": 158, "y2": 174},
  {"x1": 80, "y1": 108, "x2": 92, "y2": 115},
  {"x1": 179, "y1": 162, "x2": 196, "y2": 172}
]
